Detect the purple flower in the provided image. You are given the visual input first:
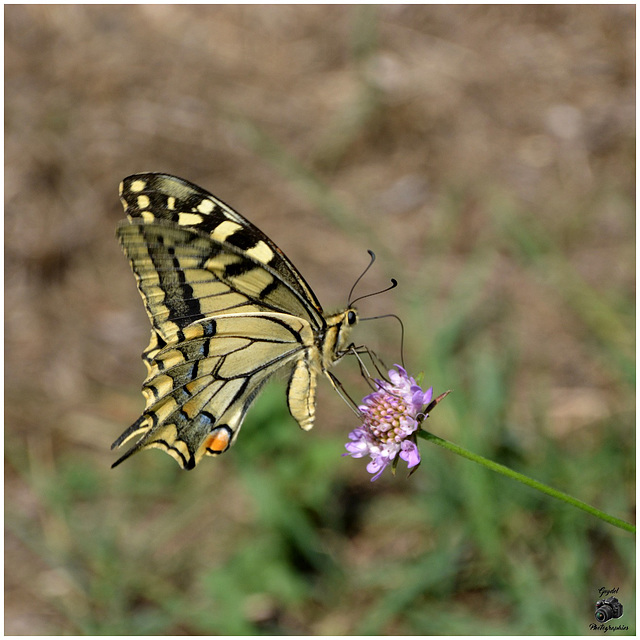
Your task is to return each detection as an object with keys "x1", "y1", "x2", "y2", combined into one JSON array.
[{"x1": 344, "y1": 365, "x2": 434, "y2": 481}]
